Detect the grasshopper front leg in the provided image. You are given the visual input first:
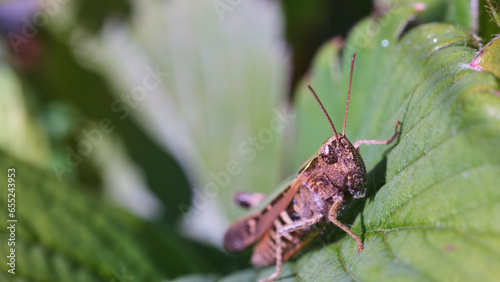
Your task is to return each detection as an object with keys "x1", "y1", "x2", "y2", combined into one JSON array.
[
  {"x1": 327, "y1": 198, "x2": 363, "y2": 252},
  {"x1": 353, "y1": 121, "x2": 401, "y2": 150}
]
